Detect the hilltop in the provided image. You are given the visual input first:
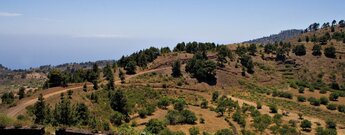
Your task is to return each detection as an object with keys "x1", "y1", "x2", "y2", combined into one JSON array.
[{"x1": 244, "y1": 29, "x2": 303, "y2": 44}]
